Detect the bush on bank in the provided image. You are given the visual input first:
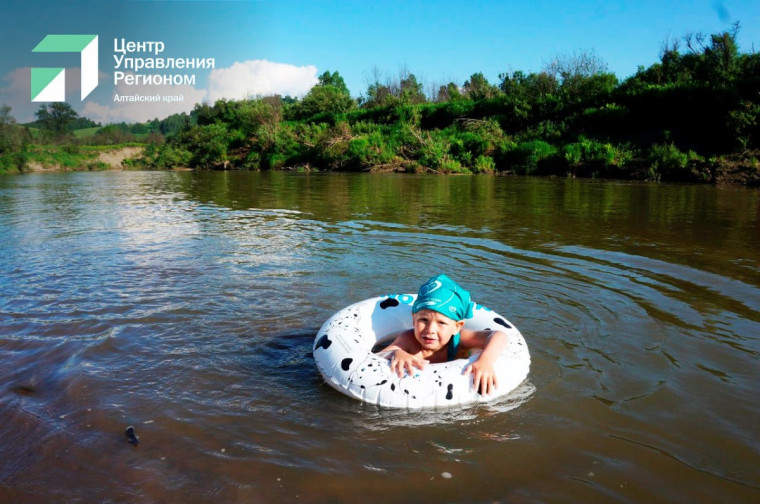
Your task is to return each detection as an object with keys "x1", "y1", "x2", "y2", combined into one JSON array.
[{"x1": 135, "y1": 26, "x2": 758, "y2": 183}]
